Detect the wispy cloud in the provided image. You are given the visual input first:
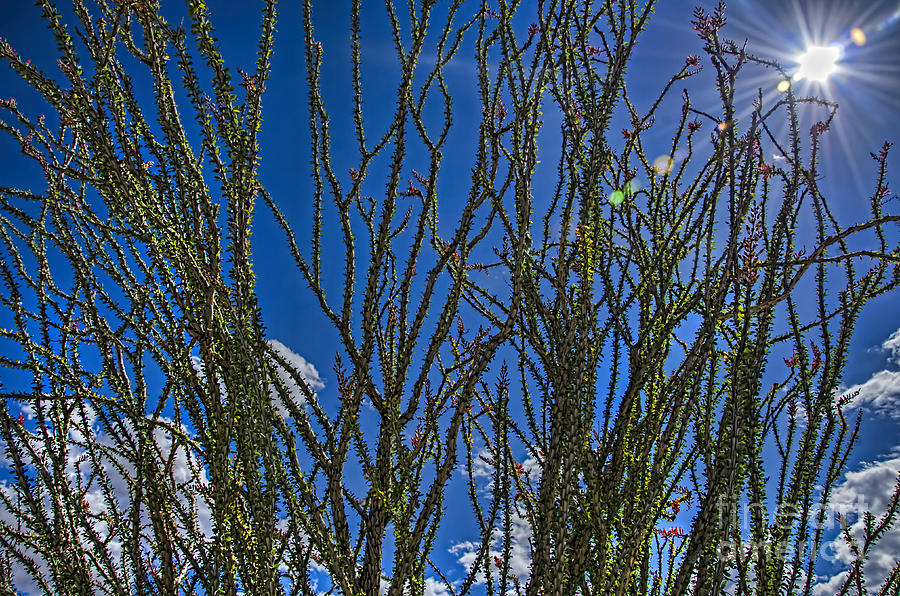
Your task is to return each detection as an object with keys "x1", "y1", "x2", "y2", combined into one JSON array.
[
  {"x1": 813, "y1": 450, "x2": 900, "y2": 595},
  {"x1": 267, "y1": 339, "x2": 325, "y2": 419},
  {"x1": 844, "y1": 370, "x2": 900, "y2": 419},
  {"x1": 449, "y1": 513, "x2": 534, "y2": 588},
  {"x1": 0, "y1": 405, "x2": 212, "y2": 595},
  {"x1": 424, "y1": 576, "x2": 454, "y2": 596},
  {"x1": 882, "y1": 328, "x2": 900, "y2": 365},
  {"x1": 841, "y1": 326, "x2": 900, "y2": 419},
  {"x1": 268, "y1": 339, "x2": 325, "y2": 392},
  {"x1": 450, "y1": 449, "x2": 538, "y2": 588},
  {"x1": 1, "y1": 338, "x2": 324, "y2": 595}
]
